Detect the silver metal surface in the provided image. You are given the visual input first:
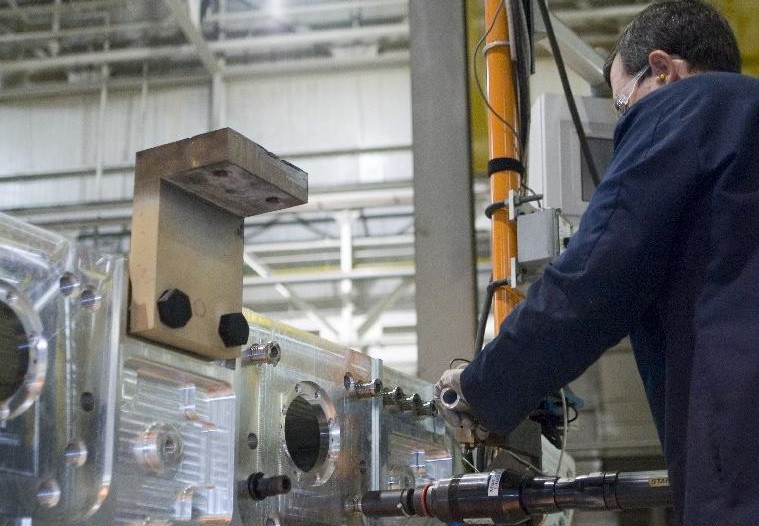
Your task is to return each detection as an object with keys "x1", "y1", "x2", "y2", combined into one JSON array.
[
  {"x1": 237, "y1": 311, "x2": 457, "y2": 526},
  {"x1": 238, "y1": 311, "x2": 378, "y2": 525},
  {"x1": 0, "y1": 212, "x2": 123, "y2": 522},
  {"x1": 0, "y1": 211, "x2": 238, "y2": 525},
  {"x1": 0, "y1": 210, "x2": 458, "y2": 525}
]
